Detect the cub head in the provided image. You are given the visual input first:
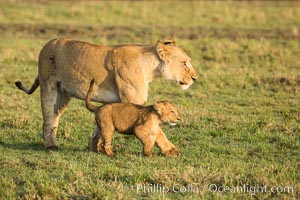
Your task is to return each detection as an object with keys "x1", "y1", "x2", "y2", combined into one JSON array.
[
  {"x1": 156, "y1": 38, "x2": 198, "y2": 90},
  {"x1": 153, "y1": 100, "x2": 180, "y2": 126}
]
